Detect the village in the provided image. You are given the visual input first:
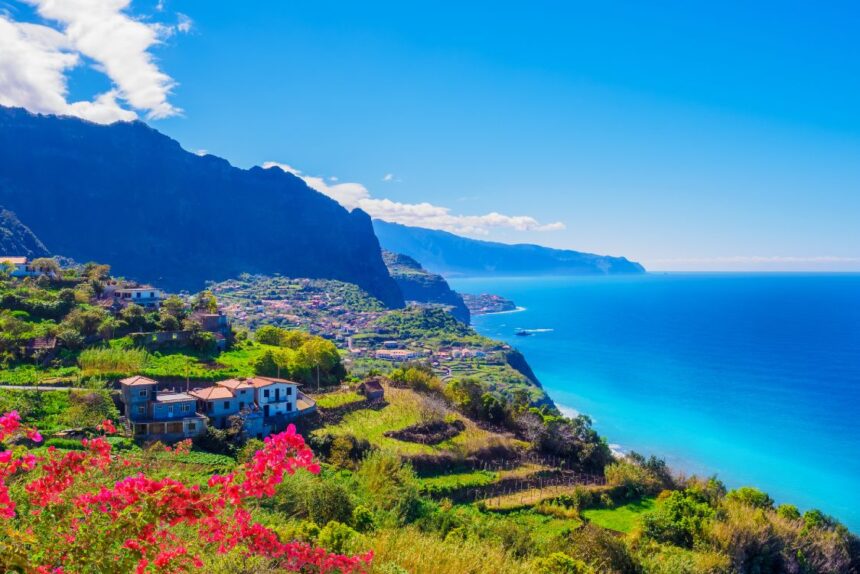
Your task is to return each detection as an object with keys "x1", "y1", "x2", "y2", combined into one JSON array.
[
  {"x1": 0, "y1": 257, "x2": 538, "y2": 443},
  {"x1": 210, "y1": 273, "x2": 525, "y2": 388}
]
